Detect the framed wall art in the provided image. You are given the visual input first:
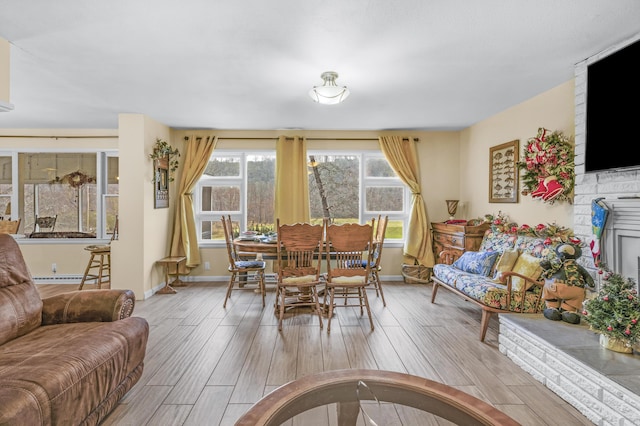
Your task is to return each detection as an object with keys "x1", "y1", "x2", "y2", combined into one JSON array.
[
  {"x1": 489, "y1": 140, "x2": 519, "y2": 203},
  {"x1": 154, "y1": 157, "x2": 169, "y2": 209}
]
